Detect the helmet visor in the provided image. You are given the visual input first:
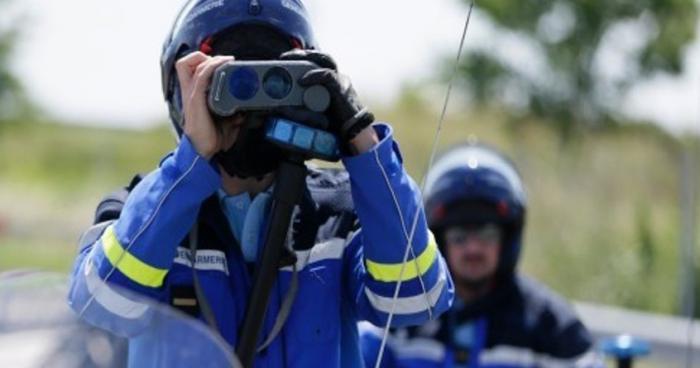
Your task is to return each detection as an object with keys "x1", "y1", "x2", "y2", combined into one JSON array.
[{"x1": 210, "y1": 23, "x2": 296, "y2": 60}]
